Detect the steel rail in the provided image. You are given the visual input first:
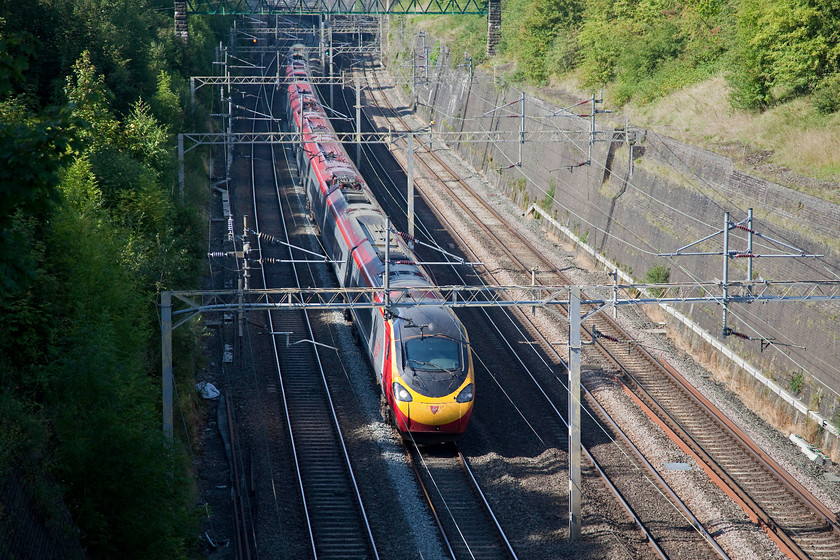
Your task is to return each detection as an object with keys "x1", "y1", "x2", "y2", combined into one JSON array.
[
  {"x1": 224, "y1": 394, "x2": 254, "y2": 560},
  {"x1": 404, "y1": 441, "x2": 518, "y2": 560},
  {"x1": 244, "y1": 44, "x2": 379, "y2": 558},
  {"x1": 455, "y1": 447, "x2": 519, "y2": 559},
  {"x1": 243, "y1": 65, "x2": 316, "y2": 557},
  {"x1": 592, "y1": 319, "x2": 840, "y2": 559},
  {"x1": 402, "y1": 443, "x2": 458, "y2": 559},
  {"x1": 330, "y1": 53, "x2": 523, "y2": 559}
]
